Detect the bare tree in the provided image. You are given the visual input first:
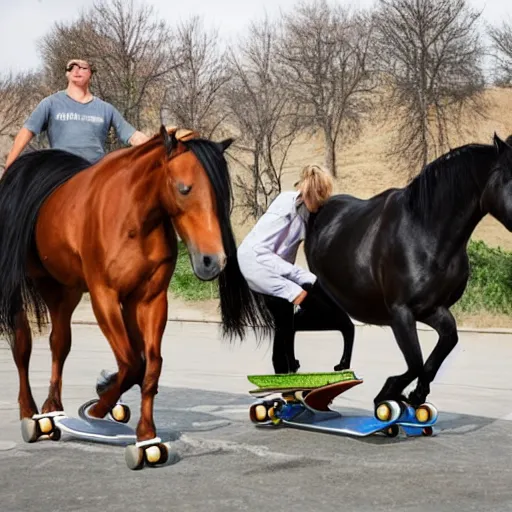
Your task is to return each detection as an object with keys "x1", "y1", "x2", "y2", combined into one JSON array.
[
  {"x1": 489, "y1": 19, "x2": 512, "y2": 86},
  {"x1": 0, "y1": 72, "x2": 42, "y2": 137},
  {"x1": 225, "y1": 18, "x2": 300, "y2": 219},
  {"x1": 277, "y1": 0, "x2": 376, "y2": 177},
  {"x1": 160, "y1": 17, "x2": 231, "y2": 137},
  {"x1": 39, "y1": 0, "x2": 176, "y2": 143},
  {"x1": 375, "y1": 0, "x2": 485, "y2": 171},
  {"x1": 0, "y1": 72, "x2": 44, "y2": 167}
]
